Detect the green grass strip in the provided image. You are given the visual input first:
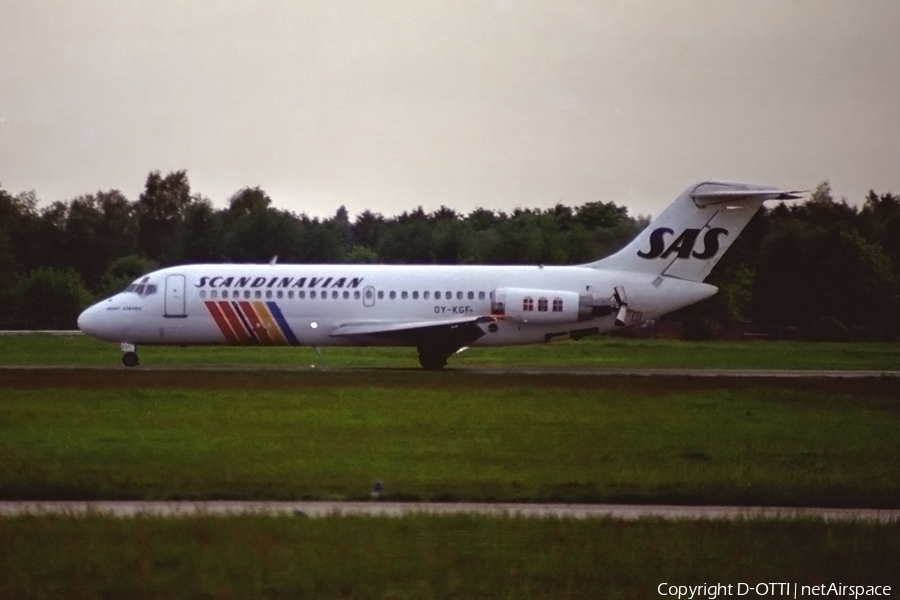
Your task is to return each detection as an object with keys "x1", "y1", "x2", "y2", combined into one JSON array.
[
  {"x1": 1, "y1": 515, "x2": 897, "y2": 599},
  {"x1": 2, "y1": 372, "x2": 898, "y2": 506}
]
